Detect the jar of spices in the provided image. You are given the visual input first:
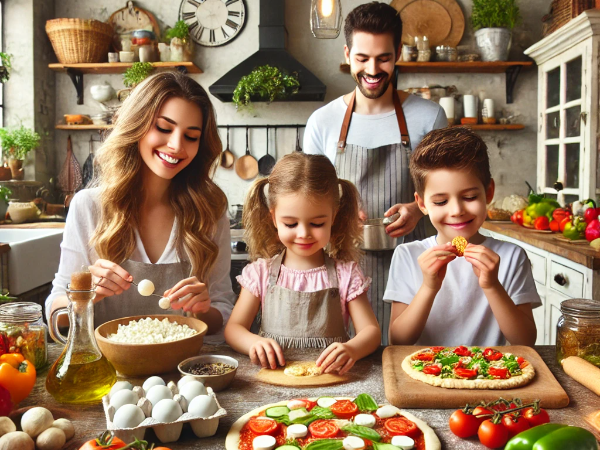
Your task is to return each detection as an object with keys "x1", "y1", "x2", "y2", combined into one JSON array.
[
  {"x1": 0, "y1": 302, "x2": 47, "y2": 369},
  {"x1": 556, "y1": 298, "x2": 600, "y2": 367}
]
